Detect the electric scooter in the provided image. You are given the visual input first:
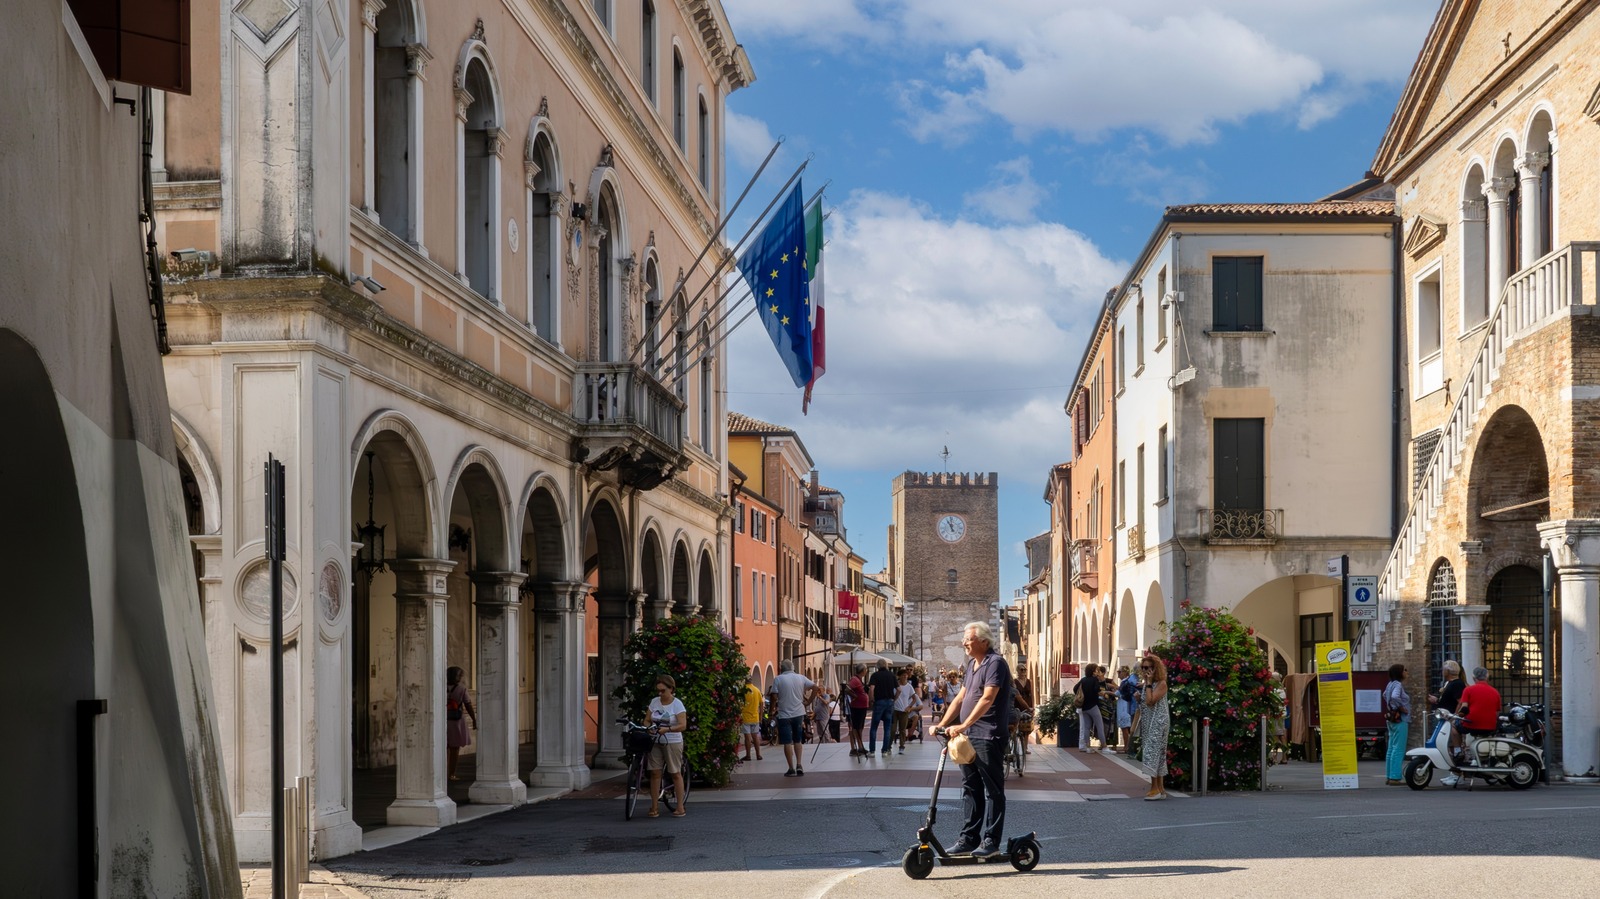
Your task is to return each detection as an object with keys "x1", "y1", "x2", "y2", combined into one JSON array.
[
  {"x1": 900, "y1": 728, "x2": 1042, "y2": 879},
  {"x1": 1403, "y1": 705, "x2": 1542, "y2": 790}
]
